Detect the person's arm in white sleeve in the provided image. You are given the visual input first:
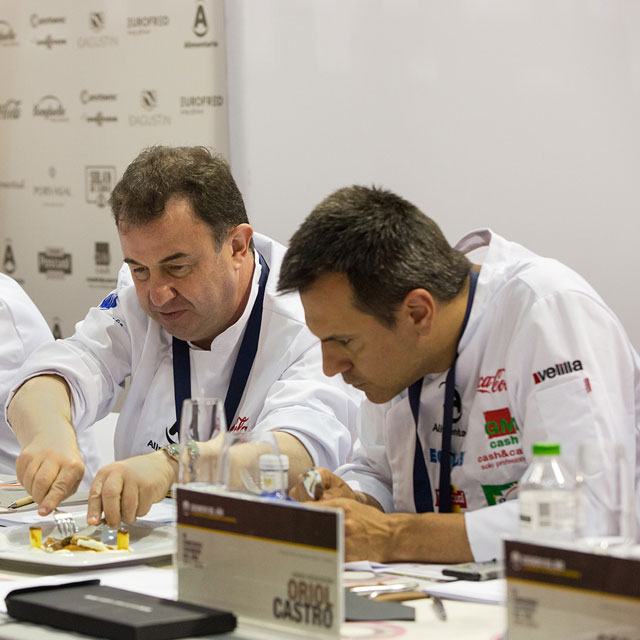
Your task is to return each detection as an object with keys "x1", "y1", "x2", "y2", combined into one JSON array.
[{"x1": 465, "y1": 289, "x2": 639, "y2": 561}]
